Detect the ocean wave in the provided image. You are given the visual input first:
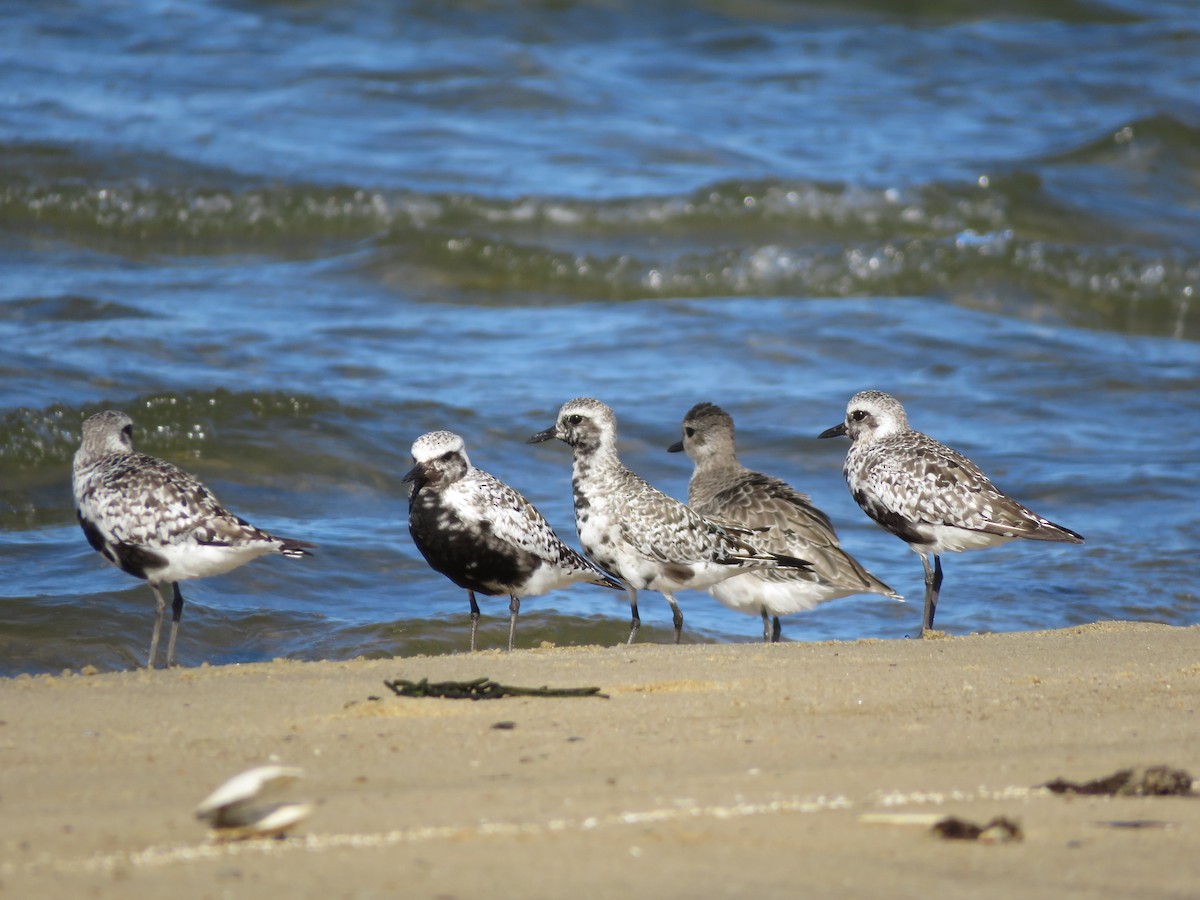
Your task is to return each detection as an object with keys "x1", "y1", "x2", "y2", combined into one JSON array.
[
  {"x1": 1039, "y1": 114, "x2": 1200, "y2": 169},
  {"x1": 371, "y1": 221, "x2": 1197, "y2": 338},
  {"x1": 0, "y1": 294, "x2": 150, "y2": 323},
  {"x1": 1, "y1": 146, "x2": 996, "y2": 244},
  {"x1": 753, "y1": 0, "x2": 1146, "y2": 24},
  {"x1": 0, "y1": 390, "x2": 332, "y2": 471},
  {"x1": 0, "y1": 140, "x2": 1186, "y2": 247},
  {"x1": 3, "y1": 143, "x2": 1196, "y2": 337}
]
